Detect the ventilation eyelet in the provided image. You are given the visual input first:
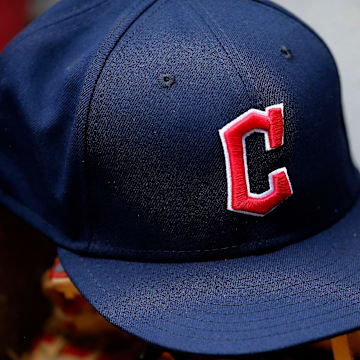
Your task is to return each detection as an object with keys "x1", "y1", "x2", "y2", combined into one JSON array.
[
  {"x1": 158, "y1": 74, "x2": 176, "y2": 88},
  {"x1": 280, "y1": 46, "x2": 293, "y2": 60}
]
